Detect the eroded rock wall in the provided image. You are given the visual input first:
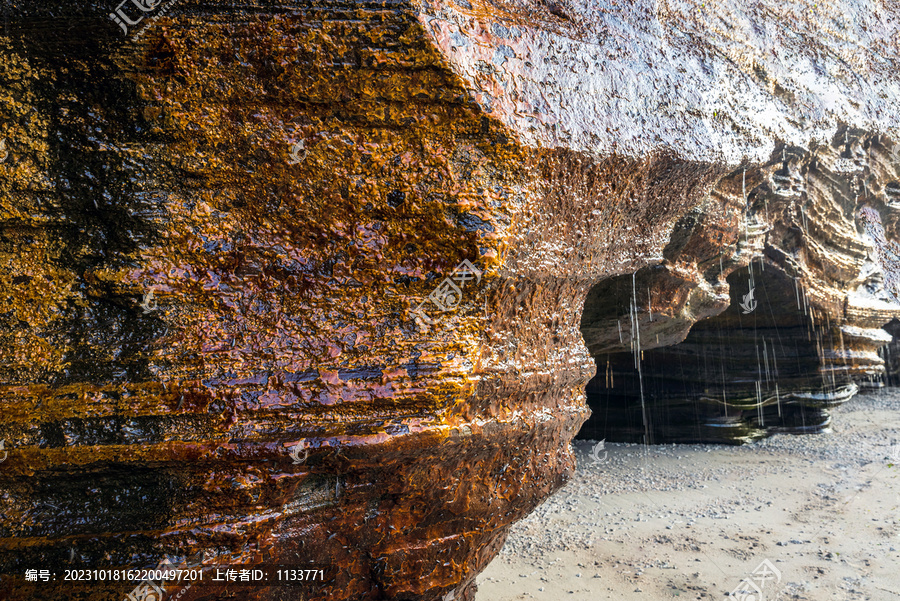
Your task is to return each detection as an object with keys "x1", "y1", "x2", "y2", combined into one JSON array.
[
  {"x1": 580, "y1": 135, "x2": 900, "y2": 444},
  {"x1": 0, "y1": 0, "x2": 899, "y2": 600}
]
